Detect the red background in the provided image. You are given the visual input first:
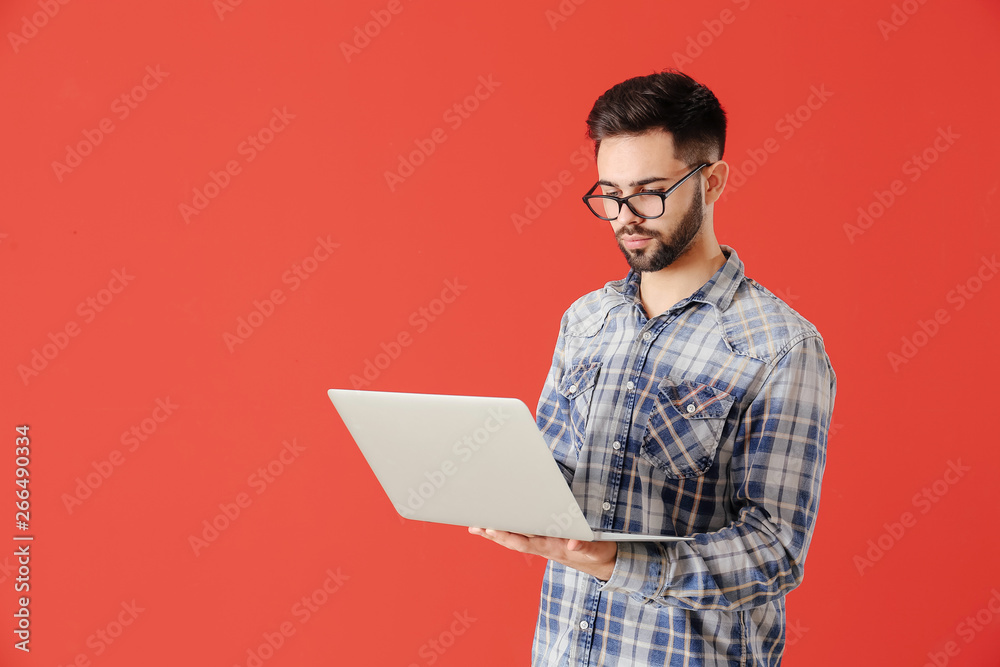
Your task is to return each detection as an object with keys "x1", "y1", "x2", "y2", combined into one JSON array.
[{"x1": 3, "y1": 0, "x2": 1000, "y2": 665}]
